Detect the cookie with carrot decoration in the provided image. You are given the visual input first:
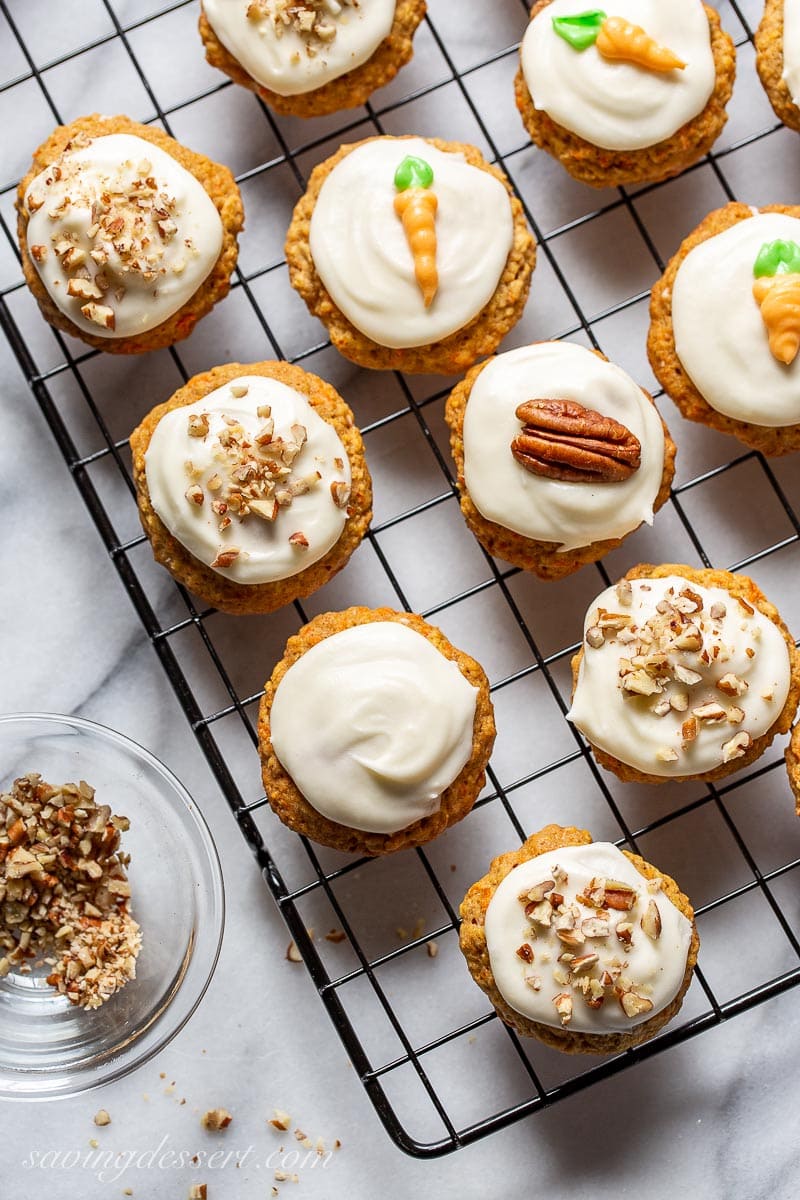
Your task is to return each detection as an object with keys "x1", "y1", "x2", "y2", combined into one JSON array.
[
  {"x1": 515, "y1": 0, "x2": 735, "y2": 188},
  {"x1": 285, "y1": 135, "x2": 536, "y2": 375},
  {"x1": 393, "y1": 155, "x2": 438, "y2": 308},
  {"x1": 648, "y1": 204, "x2": 800, "y2": 455}
]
